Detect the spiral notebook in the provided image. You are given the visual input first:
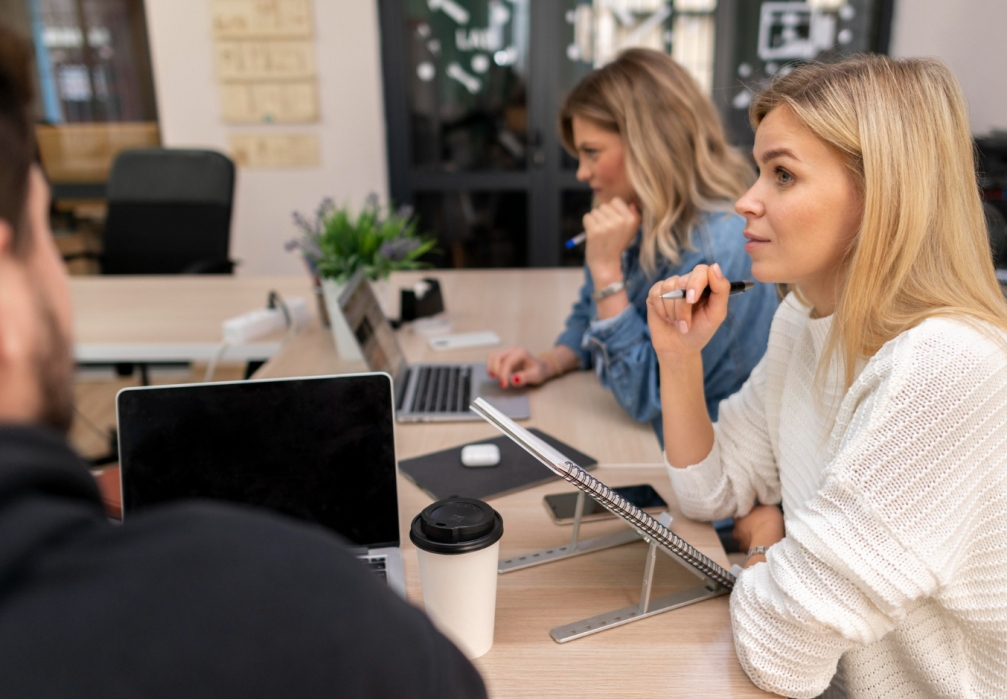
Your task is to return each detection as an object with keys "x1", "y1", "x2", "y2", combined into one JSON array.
[{"x1": 470, "y1": 397, "x2": 736, "y2": 590}]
